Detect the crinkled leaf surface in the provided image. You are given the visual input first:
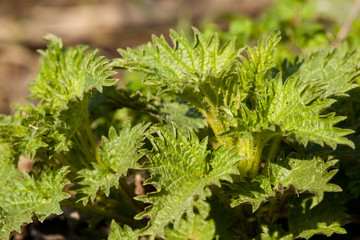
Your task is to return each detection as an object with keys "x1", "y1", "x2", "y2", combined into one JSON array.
[
  {"x1": 118, "y1": 29, "x2": 358, "y2": 151},
  {"x1": 0, "y1": 104, "x2": 64, "y2": 159},
  {"x1": 0, "y1": 35, "x2": 117, "y2": 159},
  {"x1": 298, "y1": 49, "x2": 359, "y2": 98},
  {"x1": 164, "y1": 198, "x2": 237, "y2": 240},
  {"x1": 118, "y1": 28, "x2": 239, "y2": 90},
  {"x1": 230, "y1": 175, "x2": 273, "y2": 211},
  {"x1": 108, "y1": 220, "x2": 138, "y2": 240},
  {"x1": 267, "y1": 71, "x2": 355, "y2": 149},
  {"x1": 136, "y1": 126, "x2": 241, "y2": 238},
  {"x1": 231, "y1": 155, "x2": 341, "y2": 210},
  {"x1": 0, "y1": 149, "x2": 70, "y2": 239},
  {"x1": 74, "y1": 122, "x2": 150, "y2": 204},
  {"x1": 270, "y1": 155, "x2": 341, "y2": 207},
  {"x1": 158, "y1": 97, "x2": 206, "y2": 130},
  {"x1": 234, "y1": 47, "x2": 358, "y2": 149},
  {"x1": 164, "y1": 199, "x2": 216, "y2": 240},
  {"x1": 117, "y1": 29, "x2": 243, "y2": 130},
  {"x1": 104, "y1": 90, "x2": 206, "y2": 131},
  {"x1": 29, "y1": 34, "x2": 117, "y2": 104}
]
